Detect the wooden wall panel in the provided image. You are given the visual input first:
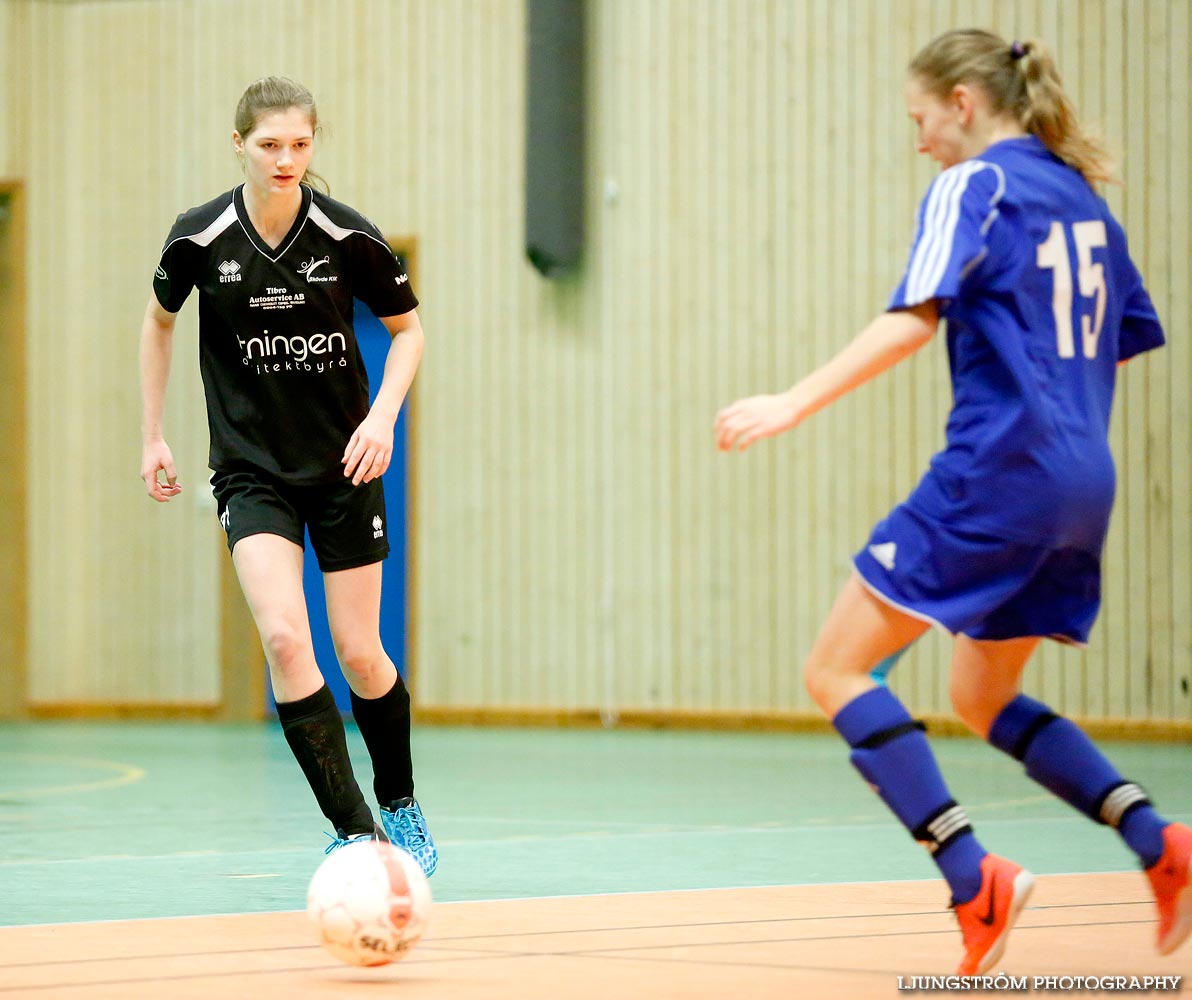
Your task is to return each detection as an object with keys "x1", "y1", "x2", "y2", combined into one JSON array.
[
  {"x1": 20, "y1": 1, "x2": 221, "y2": 705},
  {"x1": 1166, "y1": 0, "x2": 1192, "y2": 724},
  {"x1": 7, "y1": 0, "x2": 1190, "y2": 724},
  {"x1": 0, "y1": 0, "x2": 11, "y2": 177}
]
